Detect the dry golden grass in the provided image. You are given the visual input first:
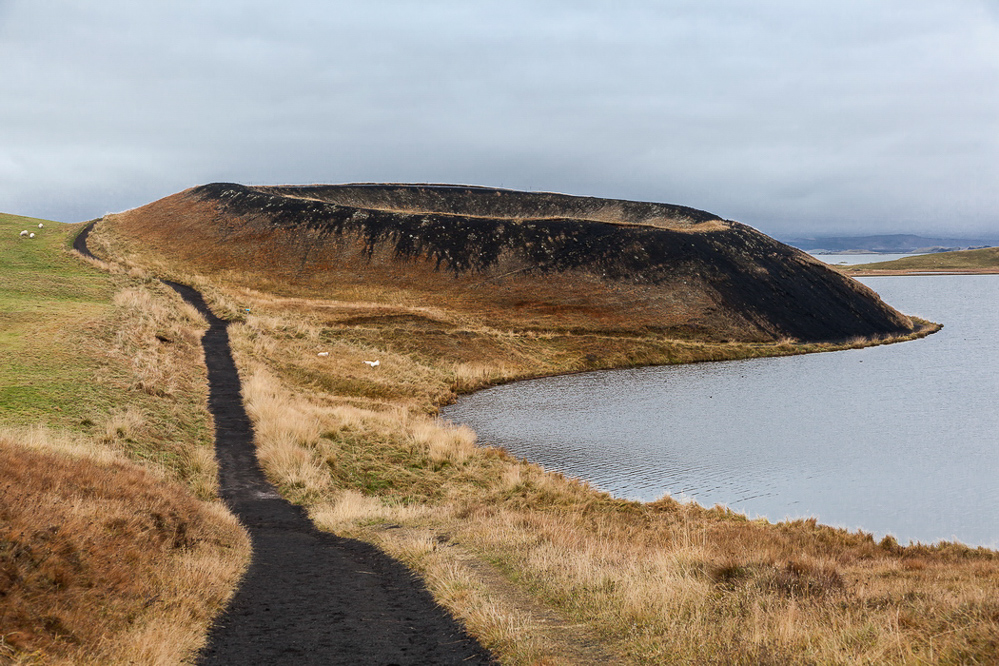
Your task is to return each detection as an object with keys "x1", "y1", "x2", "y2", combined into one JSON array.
[
  {"x1": 384, "y1": 531, "x2": 553, "y2": 665},
  {"x1": 209, "y1": 293, "x2": 978, "y2": 664},
  {"x1": 0, "y1": 429, "x2": 247, "y2": 666},
  {"x1": 448, "y1": 503, "x2": 999, "y2": 663},
  {"x1": 91, "y1": 212, "x2": 995, "y2": 665},
  {"x1": 240, "y1": 366, "x2": 332, "y2": 503},
  {"x1": 410, "y1": 418, "x2": 477, "y2": 465},
  {"x1": 87, "y1": 280, "x2": 223, "y2": 501},
  {"x1": 0, "y1": 217, "x2": 250, "y2": 664}
]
